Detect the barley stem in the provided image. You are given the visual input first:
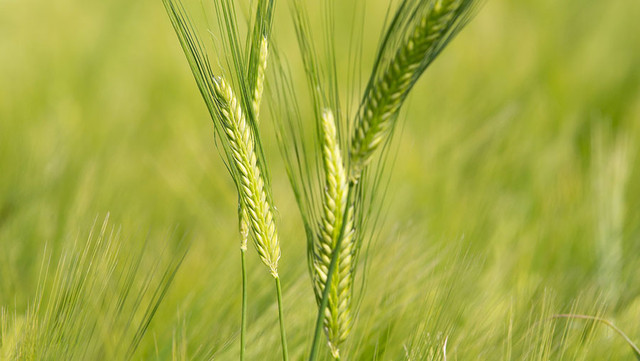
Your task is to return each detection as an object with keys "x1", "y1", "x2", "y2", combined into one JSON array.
[
  {"x1": 275, "y1": 276, "x2": 290, "y2": 361},
  {"x1": 240, "y1": 248, "x2": 248, "y2": 361}
]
